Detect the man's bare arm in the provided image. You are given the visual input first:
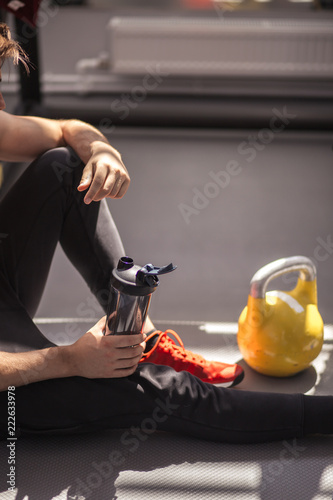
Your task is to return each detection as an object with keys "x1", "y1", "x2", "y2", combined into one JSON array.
[
  {"x1": 0, "y1": 112, "x2": 130, "y2": 202},
  {"x1": 0, "y1": 111, "x2": 66, "y2": 161},
  {"x1": 0, "y1": 346, "x2": 72, "y2": 392},
  {"x1": 0, "y1": 318, "x2": 146, "y2": 391},
  {"x1": 61, "y1": 119, "x2": 130, "y2": 202}
]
